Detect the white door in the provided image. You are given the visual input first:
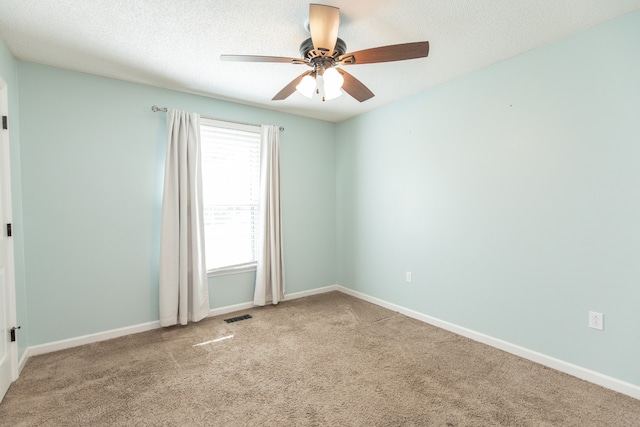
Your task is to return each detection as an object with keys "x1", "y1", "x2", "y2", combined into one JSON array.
[{"x1": 0, "y1": 76, "x2": 18, "y2": 402}]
